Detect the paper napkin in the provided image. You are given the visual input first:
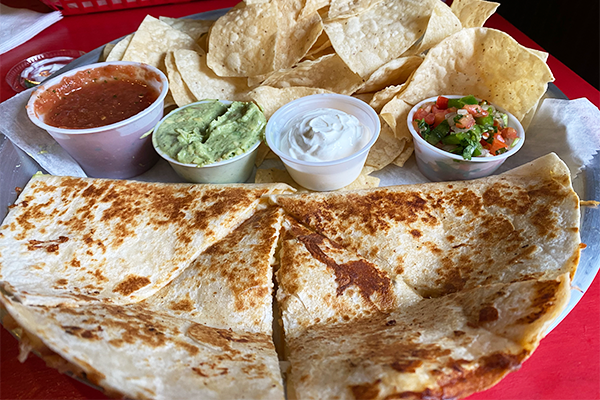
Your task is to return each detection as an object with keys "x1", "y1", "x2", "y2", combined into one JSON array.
[{"x1": 0, "y1": 4, "x2": 63, "y2": 55}]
